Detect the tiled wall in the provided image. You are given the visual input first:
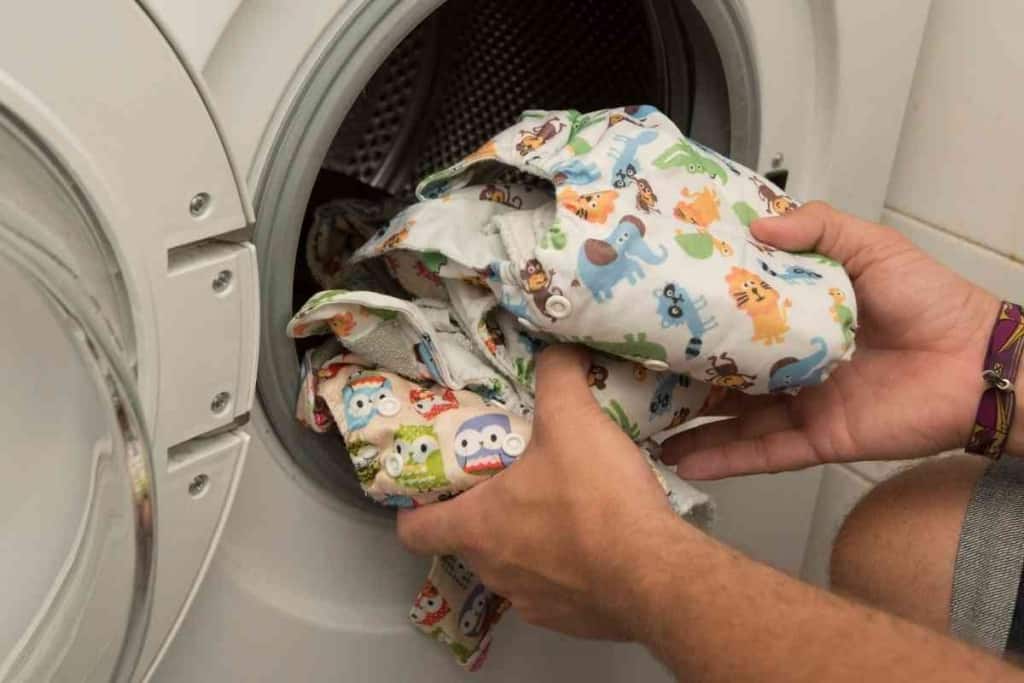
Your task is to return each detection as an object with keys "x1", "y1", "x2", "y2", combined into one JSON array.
[{"x1": 801, "y1": 0, "x2": 1024, "y2": 584}]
